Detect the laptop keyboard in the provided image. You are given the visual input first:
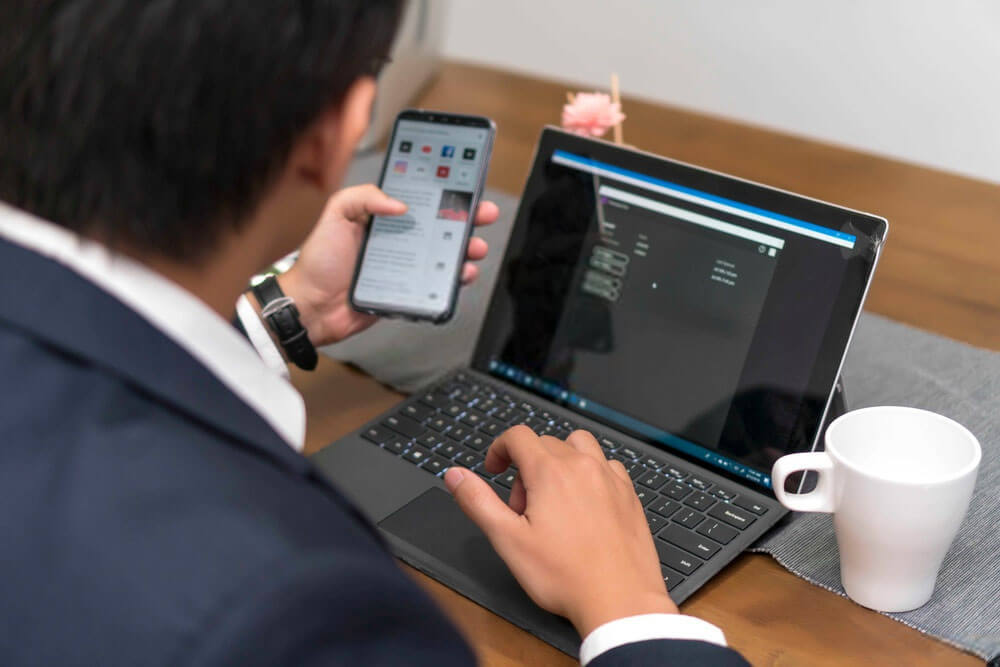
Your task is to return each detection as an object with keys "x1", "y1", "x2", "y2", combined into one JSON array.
[{"x1": 359, "y1": 372, "x2": 770, "y2": 593}]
